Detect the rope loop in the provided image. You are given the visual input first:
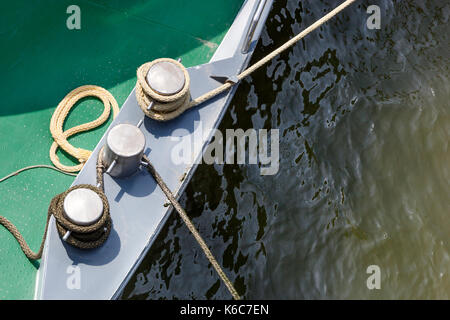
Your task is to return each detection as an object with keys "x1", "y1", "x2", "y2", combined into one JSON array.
[{"x1": 50, "y1": 85, "x2": 119, "y2": 172}]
